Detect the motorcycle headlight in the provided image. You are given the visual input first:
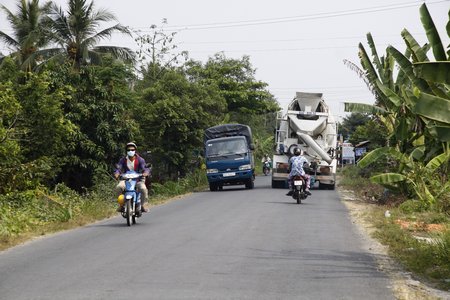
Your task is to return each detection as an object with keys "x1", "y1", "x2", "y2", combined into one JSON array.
[
  {"x1": 239, "y1": 164, "x2": 252, "y2": 170},
  {"x1": 125, "y1": 195, "x2": 133, "y2": 200},
  {"x1": 207, "y1": 168, "x2": 218, "y2": 174}
]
